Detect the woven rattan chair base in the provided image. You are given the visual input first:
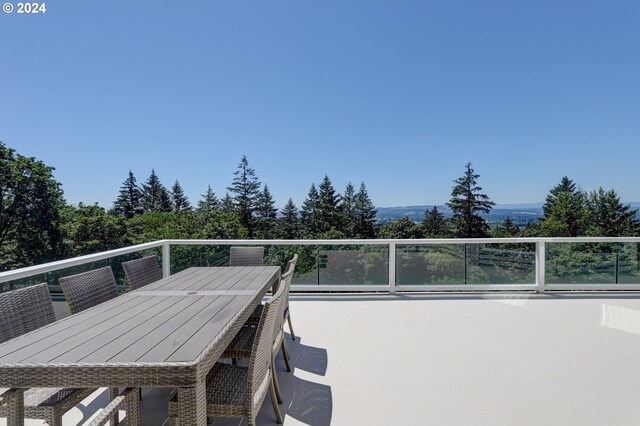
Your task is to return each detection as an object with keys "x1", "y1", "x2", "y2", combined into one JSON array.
[
  {"x1": 0, "y1": 387, "x2": 94, "y2": 426},
  {"x1": 168, "y1": 363, "x2": 281, "y2": 426},
  {"x1": 87, "y1": 387, "x2": 140, "y2": 426}
]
